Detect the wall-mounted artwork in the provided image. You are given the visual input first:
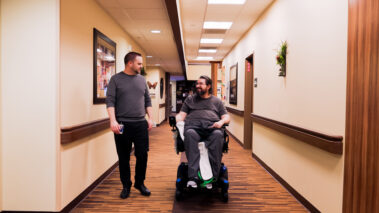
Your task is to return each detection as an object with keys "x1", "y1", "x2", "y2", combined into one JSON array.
[
  {"x1": 229, "y1": 63, "x2": 238, "y2": 105},
  {"x1": 93, "y1": 28, "x2": 116, "y2": 104},
  {"x1": 147, "y1": 81, "x2": 158, "y2": 89}
]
